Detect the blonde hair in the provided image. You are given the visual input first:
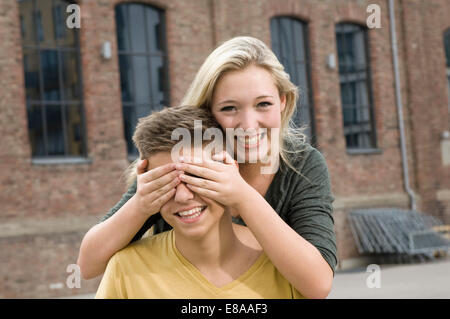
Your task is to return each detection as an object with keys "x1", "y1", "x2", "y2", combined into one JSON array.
[
  {"x1": 181, "y1": 36, "x2": 308, "y2": 173},
  {"x1": 124, "y1": 105, "x2": 220, "y2": 187}
]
